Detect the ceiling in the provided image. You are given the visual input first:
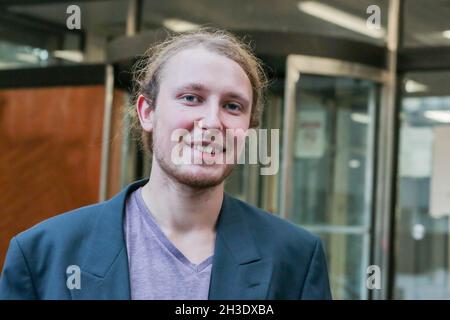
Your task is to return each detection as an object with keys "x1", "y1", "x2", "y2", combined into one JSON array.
[
  {"x1": 403, "y1": 70, "x2": 450, "y2": 97},
  {"x1": 3, "y1": 0, "x2": 450, "y2": 48}
]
